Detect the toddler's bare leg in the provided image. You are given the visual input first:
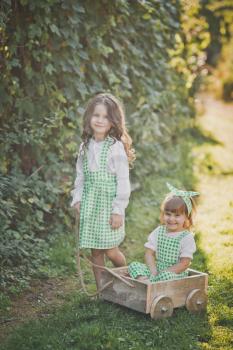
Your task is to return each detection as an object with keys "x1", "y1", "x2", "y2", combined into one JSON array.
[
  {"x1": 105, "y1": 247, "x2": 126, "y2": 267},
  {"x1": 91, "y1": 249, "x2": 105, "y2": 290}
]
